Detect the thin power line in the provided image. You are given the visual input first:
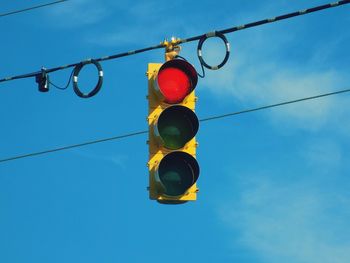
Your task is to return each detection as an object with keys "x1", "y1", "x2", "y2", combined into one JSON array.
[
  {"x1": 1, "y1": 87, "x2": 349, "y2": 164},
  {"x1": 0, "y1": 131, "x2": 148, "y2": 163},
  {"x1": 0, "y1": 1, "x2": 68, "y2": 18},
  {"x1": 199, "y1": 88, "x2": 350, "y2": 122},
  {"x1": 0, "y1": 0, "x2": 349, "y2": 83}
]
